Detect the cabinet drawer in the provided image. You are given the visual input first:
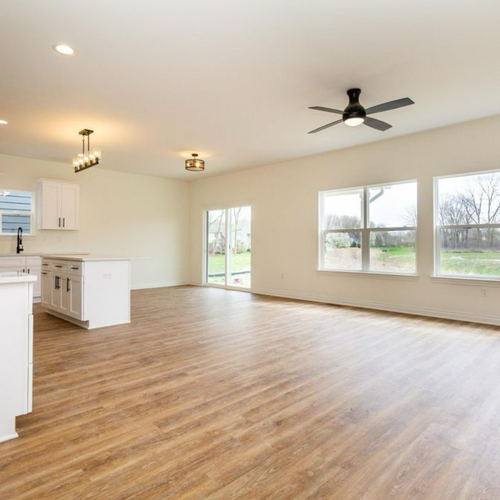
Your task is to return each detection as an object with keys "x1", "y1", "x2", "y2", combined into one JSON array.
[
  {"x1": 68, "y1": 262, "x2": 82, "y2": 275},
  {"x1": 44, "y1": 259, "x2": 69, "y2": 272}
]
